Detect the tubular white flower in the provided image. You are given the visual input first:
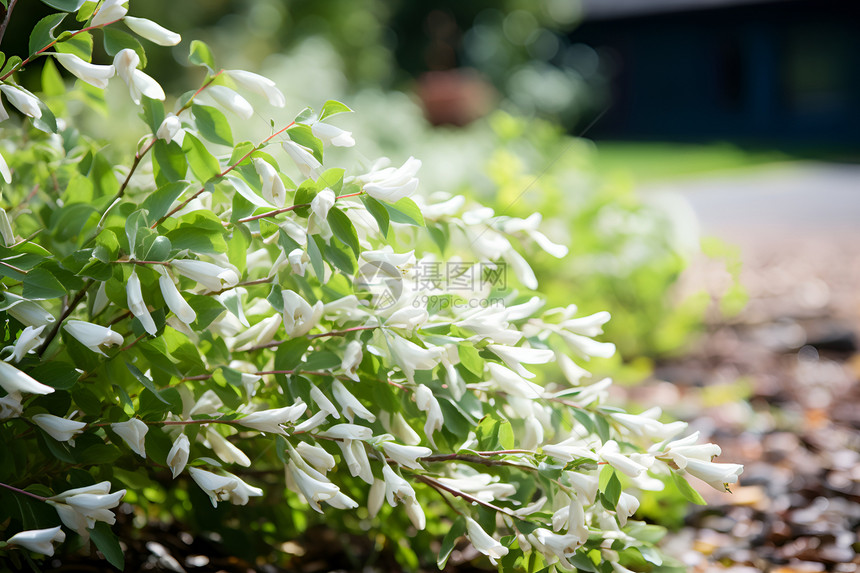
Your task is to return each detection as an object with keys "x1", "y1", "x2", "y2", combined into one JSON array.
[
  {"x1": 331, "y1": 380, "x2": 375, "y2": 423},
  {"x1": 281, "y1": 290, "x2": 323, "y2": 337},
  {"x1": 206, "y1": 427, "x2": 251, "y2": 467},
  {"x1": 167, "y1": 433, "x2": 190, "y2": 478},
  {"x1": 0, "y1": 394, "x2": 23, "y2": 420},
  {"x1": 171, "y1": 259, "x2": 239, "y2": 292},
  {"x1": 113, "y1": 49, "x2": 164, "y2": 104},
  {"x1": 615, "y1": 491, "x2": 640, "y2": 526},
  {"x1": 566, "y1": 471, "x2": 600, "y2": 505},
  {"x1": 0, "y1": 85, "x2": 42, "y2": 119},
  {"x1": 611, "y1": 407, "x2": 687, "y2": 441},
  {"x1": 381, "y1": 464, "x2": 416, "y2": 507},
  {"x1": 310, "y1": 187, "x2": 335, "y2": 222},
  {"x1": 0, "y1": 152, "x2": 11, "y2": 184},
  {"x1": 381, "y1": 442, "x2": 431, "y2": 470},
  {"x1": 222, "y1": 471, "x2": 264, "y2": 505},
  {"x1": 341, "y1": 340, "x2": 362, "y2": 381},
  {"x1": 238, "y1": 402, "x2": 307, "y2": 435},
  {"x1": 357, "y1": 156, "x2": 421, "y2": 203},
  {"x1": 63, "y1": 320, "x2": 123, "y2": 355},
  {"x1": 91, "y1": 0, "x2": 127, "y2": 26},
  {"x1": 158, "y1": 274, "x2": 197, "y2": 325},
  {"x1": 367, "y1": 478, "x2": 385, "y2": 518},
  {"x1": 404, "y1": 497, "x2": 426, "y2": 530},
  {"x1": 296, "y1": 442, "x2": 336, "y2": 473},
  {"x1": 320, "y1": 424, "x2": 373, "y2": 441},
  {"x1": 656, "y1": 431, "x2": 722, "y2": 469},
  {"x1": 465, "y1": 517, "x2": 509, "y2": 564},
  {"x1": 188, "y1": 389, "x2": 224, "y2": 418},
  {"x1": 234, "y1": 315, "x2": 282, "y2": 351},
  {"x1": 387, "y1": 335, "x2": 442, "y2": 384},
  {"x1": 123, "y1": 16, "x2": 181, "y2": 46},
  {"x1": 287, "y1": 460, "x2": 339, "y2": 512},
  {"x1": 292, "y1": 410, "x2": 329, "y2": 433},
  {"x1": 156, "y1": 114, "x2": 182, "y2": 142},
  {"x1": 111, "y1": 418, "x2": 148, "y2": 458},
  {"x1": 288, "y1": 248, "x2": 309, "y2": 277},
  {"x1": 380, "y1": 411, "x2": 421, "y2": 445},
  {"x1": 487, "y1": 344, "x2": 554, "y2": 379},
  {"x1": 486, "y1": 362, "x2": 545, "y2": 399},
  {"x1": 567, "y1": 496, "x2": 589, "y2": 542},
  {"x1": 253, "y1": 158, "x2": 287, "y2": 208},
  {"x1": 188, "y1": 467, "x2": 238, "y2": 507},
  {"x1": 312, "y1": 122, "x2": 355, "y2": 147},
  {"x1": 32, "y1": 413, "x2": 86, "y2": 444},
  {"x1": 2, "y1": 294, "x2": 55, "y2": 327},
  {"x1": 52, "y1": 53, "x2": 115, "y2": 89},
  {"x1": 225, "y1": 69, "x2": 285, "y2": 107},
  {"x1": 414, "y1": 384, "x2": 443, "y2": 447},
  {"x1": 0, "y1": 360, "x2": 54, "y2": 396},
  {"x1": 47, "y1": 482, "x2": 126, "y2": 535},
  {"x1": 598, "y1": 440, "x2": 651, "y2": 478},
  {"x1": 683, "y1": 458, "x2": 744, "y2": 491},
  {"x1": 127, "y1": 270, "x2": 157, "y2": 335},
  {"x1": 309, "y1": 385, "x2": 339, "y2": 419},
  {"x1": 200, "y1": 85, "x2": 253, "y2": 120},
  {"x1": 5, "y1": 325, "x2": 45, "y2": 363},
  {"x1": 336, "y1": 438, "x2": 373, "y2": 484},
  {"x1": 5, "y1": 526, "x2": 65, "y2": 557},
  {"x1": 532, "y1": 528, "x2": 582, "y2": 567},
  {"x1": 282, "y1": 140, "x2": 322, "y2": 179},
  {"x1": 542, "y1": 438, "x2": 598, "y2": 463}
]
